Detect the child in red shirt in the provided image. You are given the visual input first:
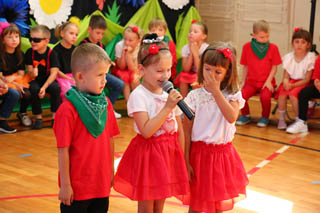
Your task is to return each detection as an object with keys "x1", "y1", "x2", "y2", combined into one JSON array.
[
  {"x1": 53, "y1": 43, "x2": 120, "y2": 213},
  {"x1": 237, "y1": 20, "x2": 282, "y2": 127}
]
